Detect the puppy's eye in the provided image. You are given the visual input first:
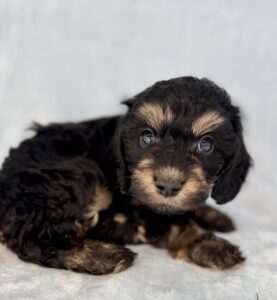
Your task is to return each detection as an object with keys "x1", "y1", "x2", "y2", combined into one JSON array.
[
  {"x1": 139, "y1": 129, "x2": 156, "y2": 148},
  {"x1": 198, "y1": 136, "x2": 214, "y2": 155}
]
